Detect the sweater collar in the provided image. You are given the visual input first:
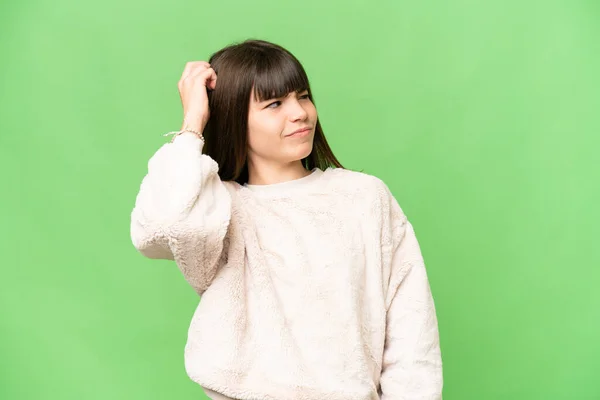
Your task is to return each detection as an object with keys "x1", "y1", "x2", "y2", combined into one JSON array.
[{"x1": 243, "y1": 168, "x2": 325, "y2": 195}]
